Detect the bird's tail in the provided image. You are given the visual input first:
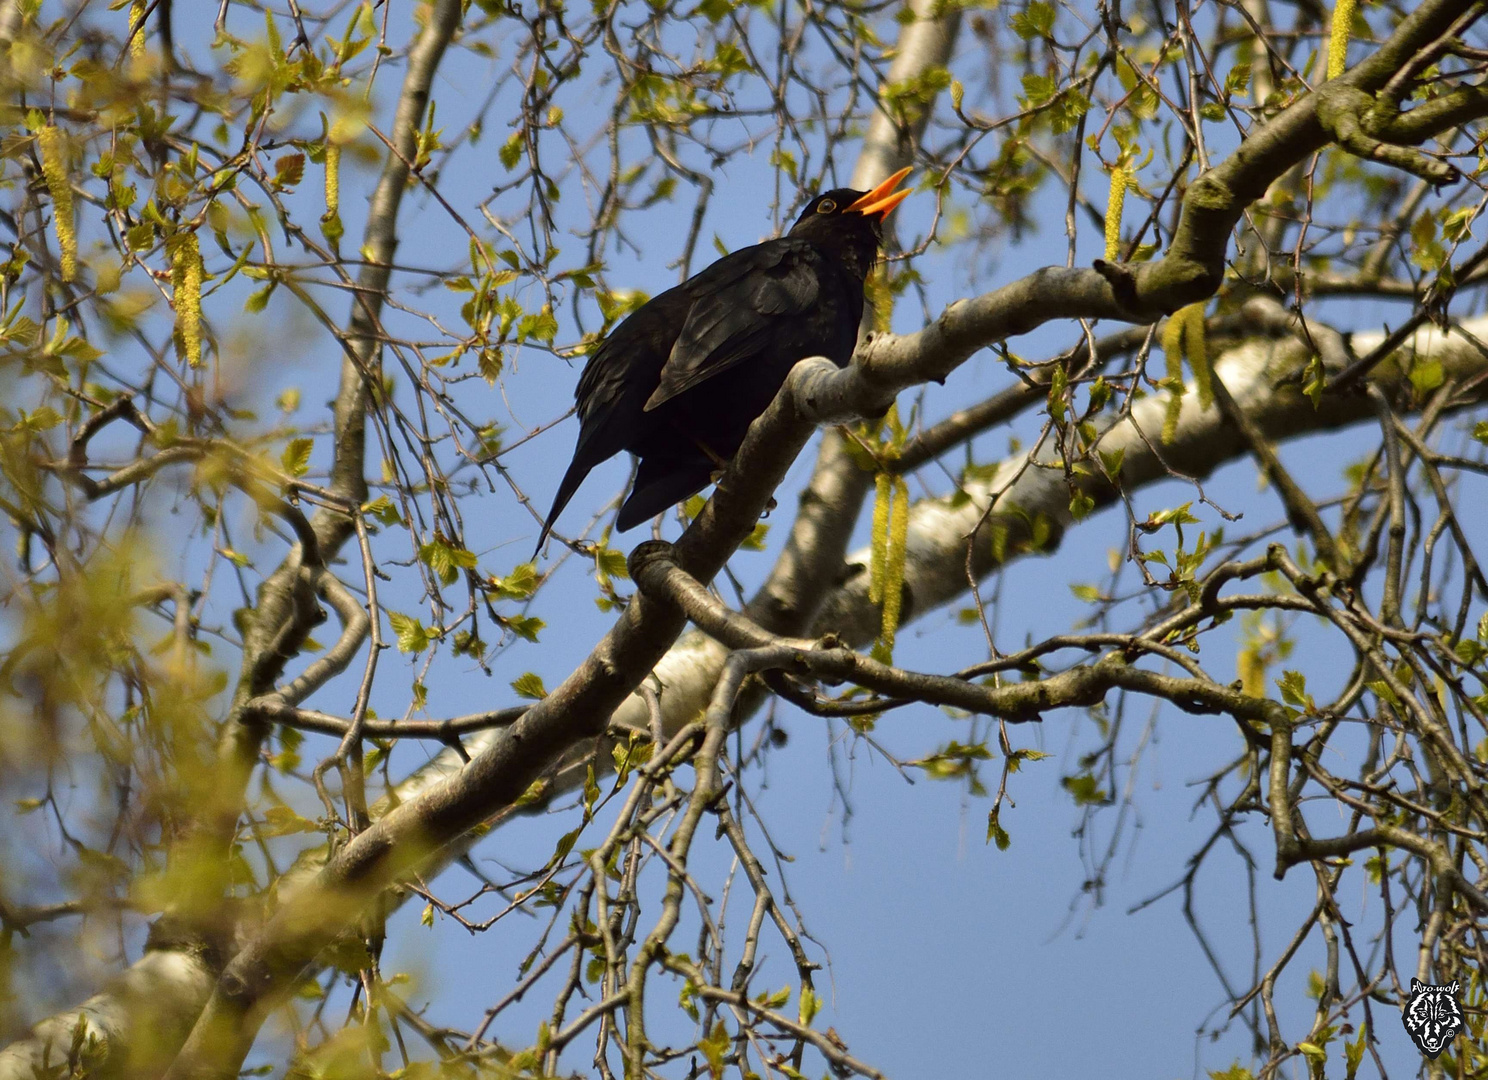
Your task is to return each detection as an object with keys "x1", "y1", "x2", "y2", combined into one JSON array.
[
  {"x1": 533, "y1": 455, "x2": 594, "y2": 558},
  {"x1": 615, "y1": 454, "x2": 712, "y2": 532}
]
